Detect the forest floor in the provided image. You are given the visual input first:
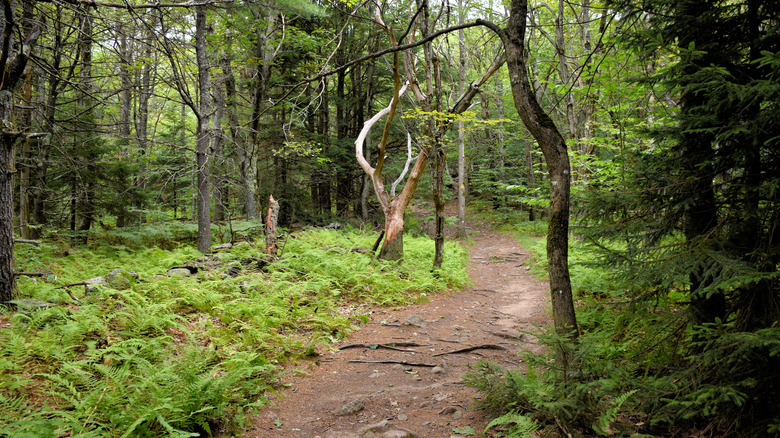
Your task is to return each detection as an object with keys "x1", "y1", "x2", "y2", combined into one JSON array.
[{"x1": 243, "y1": 206, "x2": 551, "y2": 438}]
